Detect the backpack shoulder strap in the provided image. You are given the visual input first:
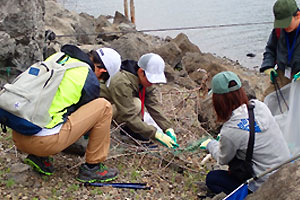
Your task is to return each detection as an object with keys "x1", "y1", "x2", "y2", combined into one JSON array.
[
  {"x1": 44, "y1": 52, "x2": 90, "y2": 70},
  {"x1": 246, "y1": 101, "x2": 255, "y2": 162}
]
